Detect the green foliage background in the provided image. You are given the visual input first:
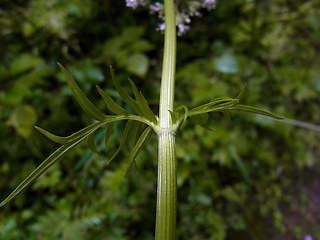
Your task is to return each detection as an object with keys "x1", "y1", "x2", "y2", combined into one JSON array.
[{"x1": 1, "y1": 0, "x2": 320, "y2": 239}]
